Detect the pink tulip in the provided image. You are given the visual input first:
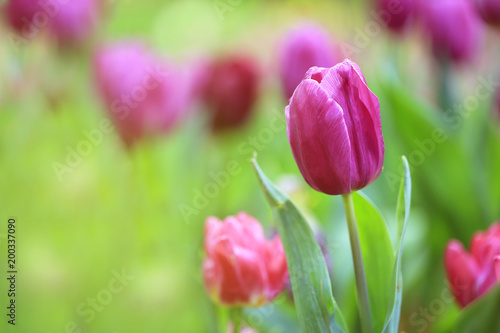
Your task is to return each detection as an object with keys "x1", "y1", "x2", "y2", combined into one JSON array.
[
  {"x1": 286, "y1": 60, "x2": 384, "y2": 195},
  {"x1": 418, "y1": 0, "x2": 483, "y2": 64},
  {"x1": 93, "y1": 42, "x2": 192, "y2": 147},
  {"x1": 201, "y1": 56, "x2": 260, "y2": 131},
  {"x1": 5, "y1": 0, "x2": 100, "y2": 45},
  {"x1": 475, "y1": 0, "x2": 500, "y2": 27},
  {"x1": 445, "y1": 222, "x2": 500, "y2": 308},
  {"x1": 203, "y1": 213, "x2": 288, "y2": 306},
  {"x1": 279, "y1": 25, "x2": 339, "y2": 100},
  {"x1": 375, "y1": 0, "x2": 415, "y2": 33}
]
